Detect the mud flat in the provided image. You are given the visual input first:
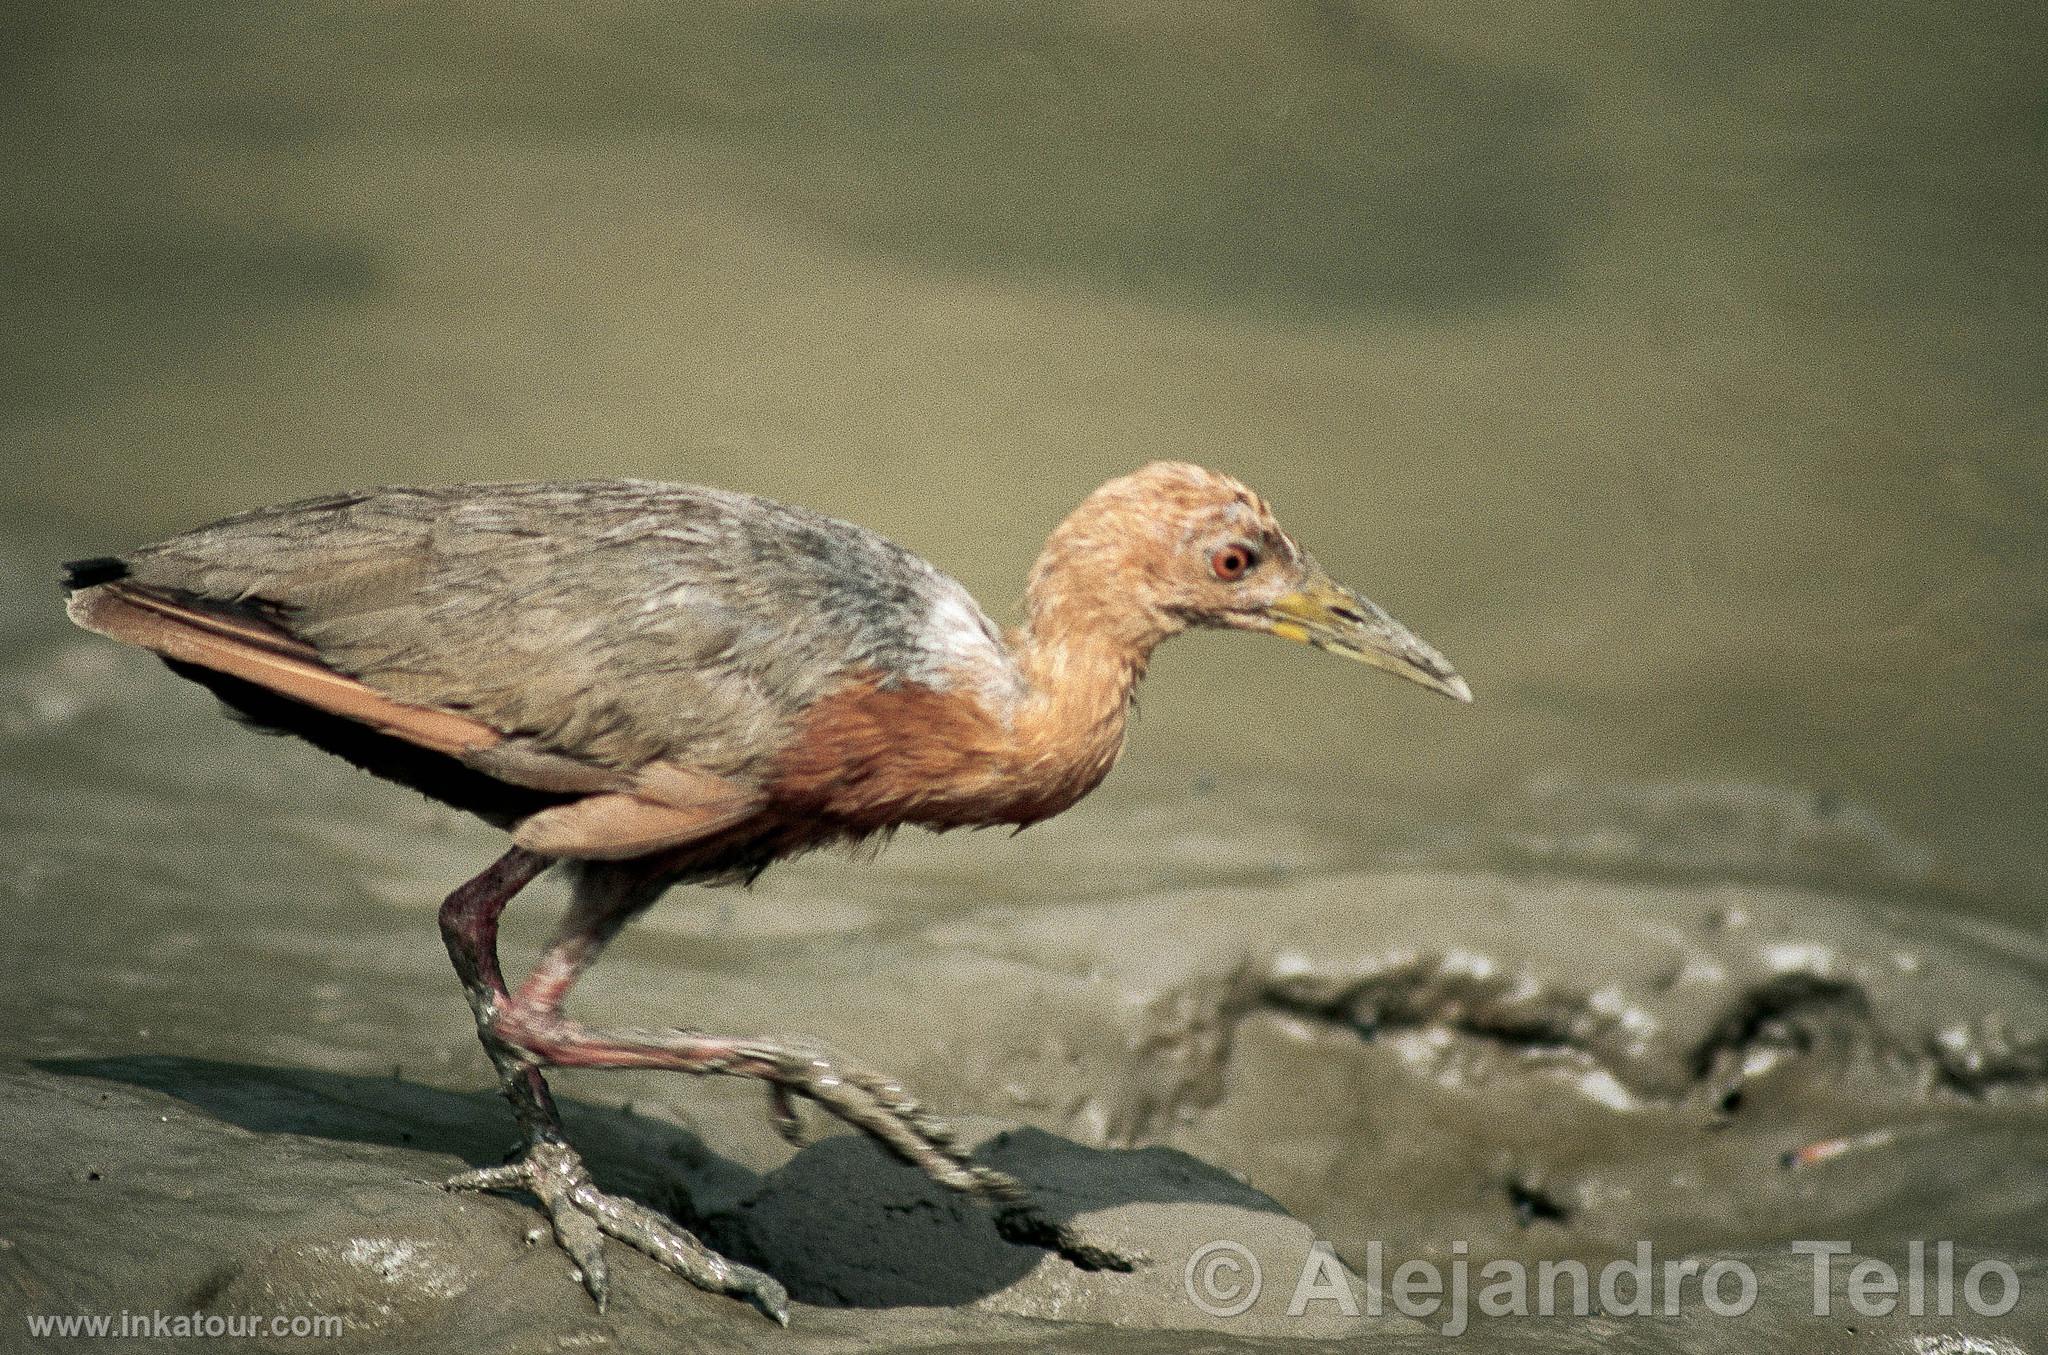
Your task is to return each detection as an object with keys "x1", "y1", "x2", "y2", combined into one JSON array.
[{"x1": 7, "y1": 854, "x2": 2046, "y2": 1352}]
